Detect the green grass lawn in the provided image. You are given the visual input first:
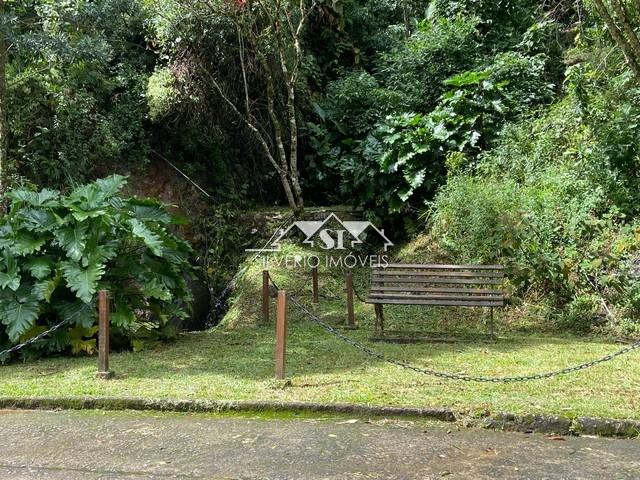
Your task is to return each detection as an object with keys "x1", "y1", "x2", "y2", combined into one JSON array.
[{"x1": 1, "y1": 258, "x2": 639, "y2": 421}]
